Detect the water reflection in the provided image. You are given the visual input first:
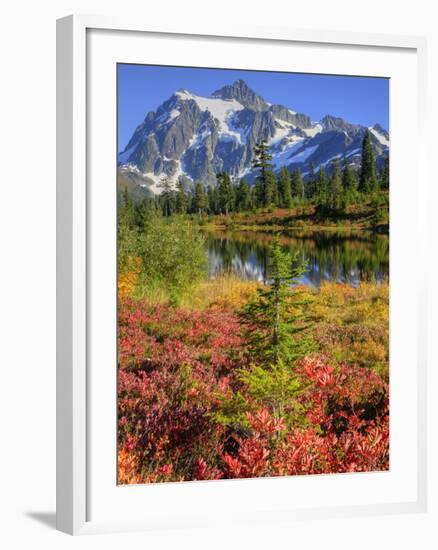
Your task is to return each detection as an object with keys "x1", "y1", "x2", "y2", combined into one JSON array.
[{"x1": 205, "y1": 230, "x2": 389, "y2": 287}]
